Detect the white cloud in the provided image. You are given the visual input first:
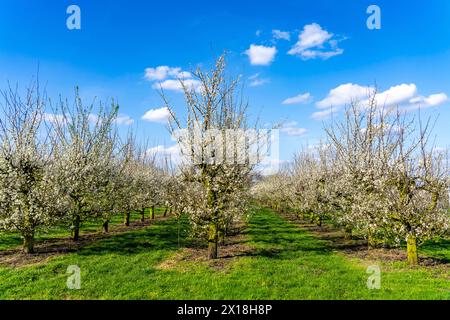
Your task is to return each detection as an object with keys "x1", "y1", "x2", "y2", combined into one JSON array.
[
  {"x1": 280, "y1": 121, "x2": 308, "y2": 136},
  {"x1": 141, "y1": 107, "x2": 171, "y2": 123},
  {"x1": 316, "y1": 83, "x2": 372, "y2": 109},
  {"x1": 315, "y1": 82, "x2": 448, "y2": 119},
  {"x1": 88, "y1": 114, "x2": 100, "y2": 123},
  {"x1": 272, "y1": 29, "x2": 291, "y2": 41},
  {"x1": 144, "y1": 66, "x2": 191, "y2": 81},
  {"x1": 152, "y1": 79, "x2": 201, "y2": 92},
  {"x1": 361, "y1": 84, "x2": 447, "y2": 110},
  {"x1": 282, "y1": 127, "x2": 308, "y2": 136},
  {"x1": 311, "y1": 107, "x2": 339, "y2": 120},
  {"x1": 288, "y1": 23, "x2": 344, "y2": 60},
  {"x1": 147, "y1": 144, "x2": 181, "y2": 164},
  {"x1": 406, "y1": 93, "x2": 448, "y2": 111},
  {"x1": 248, "y1": 73, "x2": 270, "y2": 87},
  {"x1": 144, "y1": 65, "x2": 196, "y2": 93},
  {"x1": 372, "y1": 83, "x2": 417, "y2": 107},
  {"x1": 176, "y1": 71, "x2": 192, "y2": 79},
  {"x1": 282, "y1": 93, "x2": 312, "y2": 105},
  {"x1": 43, "y1": 113, "x2": 65, "y2": 124},
  {"x1": 249, "y1": 78, "x2": 270, "y2": 87},
  {"x1": 114, "y1": 114, "x2": 134, "y2": 126},
  {"x1": 147, "y1": 144, "x2": 179, "y2": 156},
  {"x1": 298, "y1": 48, "x2": 344, "y2": 60},
  {"x1": 433, "y1": 147, "x2": 448, "y2": 156},
  {"x1": 258, "y1": 158, "x2": 289, "y2": 176},
  {"x1": 245, "y1": 44, "x2": 277, "y2": 66},
  {"x1": 44, "y1": 112, "x2": 133, "y2": 126}
]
